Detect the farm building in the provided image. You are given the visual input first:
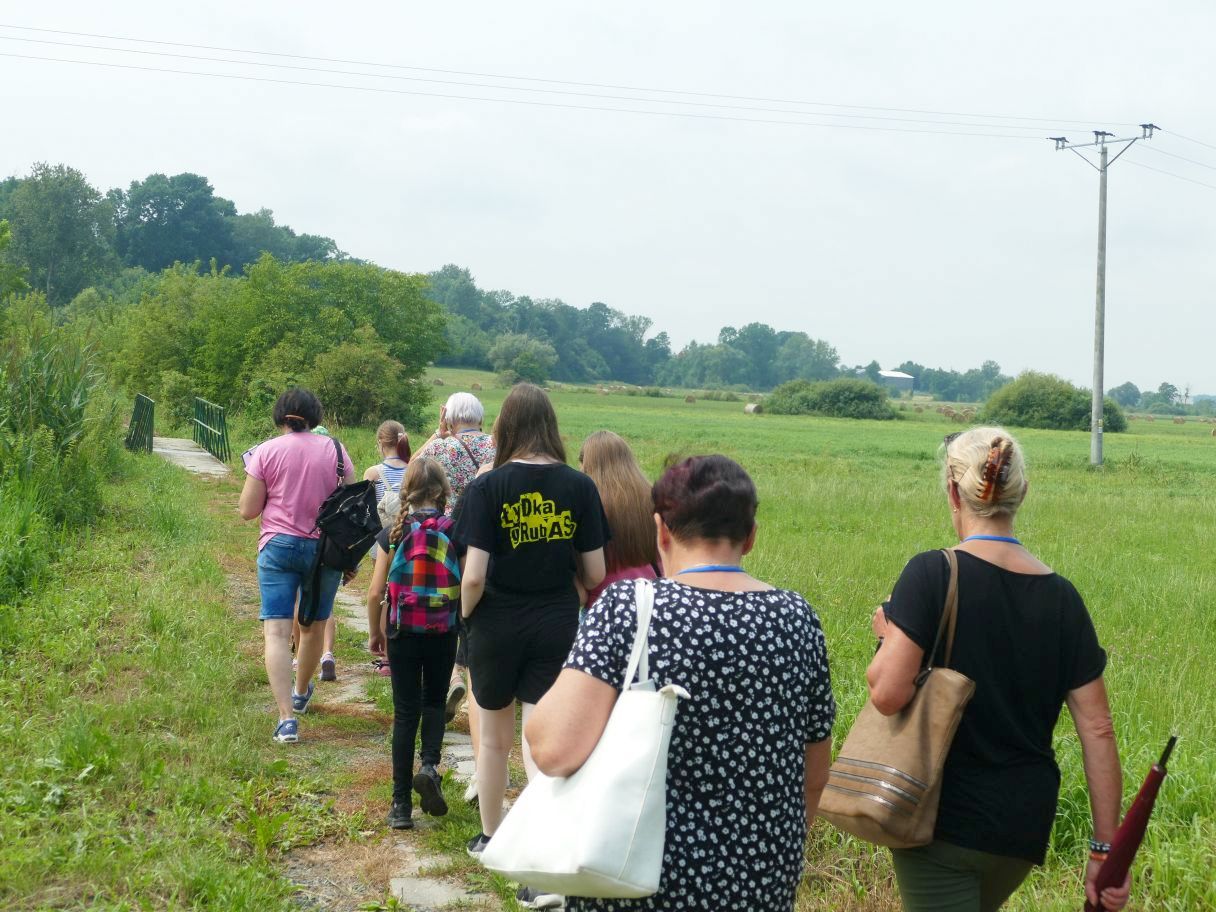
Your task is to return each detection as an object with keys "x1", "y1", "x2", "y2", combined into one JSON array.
[{"x1": 878, "y1": 370, "x2": 915, "y2": 395}]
